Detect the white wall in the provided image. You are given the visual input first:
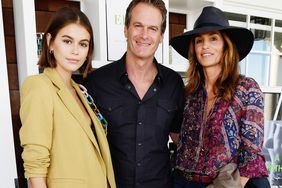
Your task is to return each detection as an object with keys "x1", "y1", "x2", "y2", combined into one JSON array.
[
  {"x1": 0, "y1": 1, "x2": 18, "y2": 187},
  {"x1": 13, "y1": 0, "x2": 38, "y2": 87}
]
